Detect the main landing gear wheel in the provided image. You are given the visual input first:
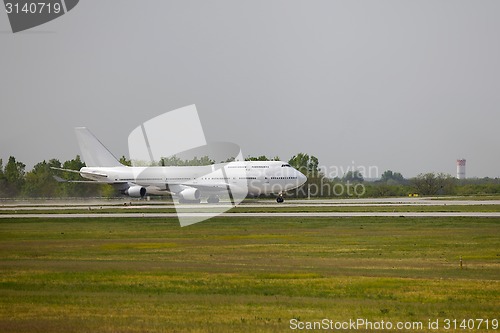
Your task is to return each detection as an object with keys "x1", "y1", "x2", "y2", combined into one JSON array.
[
  {"x1": 207, "y1": 196, "x2": 220, "y2": 204},
  {"x1": 276, "y1": 195, "x2": 284, "y2": 203}
]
